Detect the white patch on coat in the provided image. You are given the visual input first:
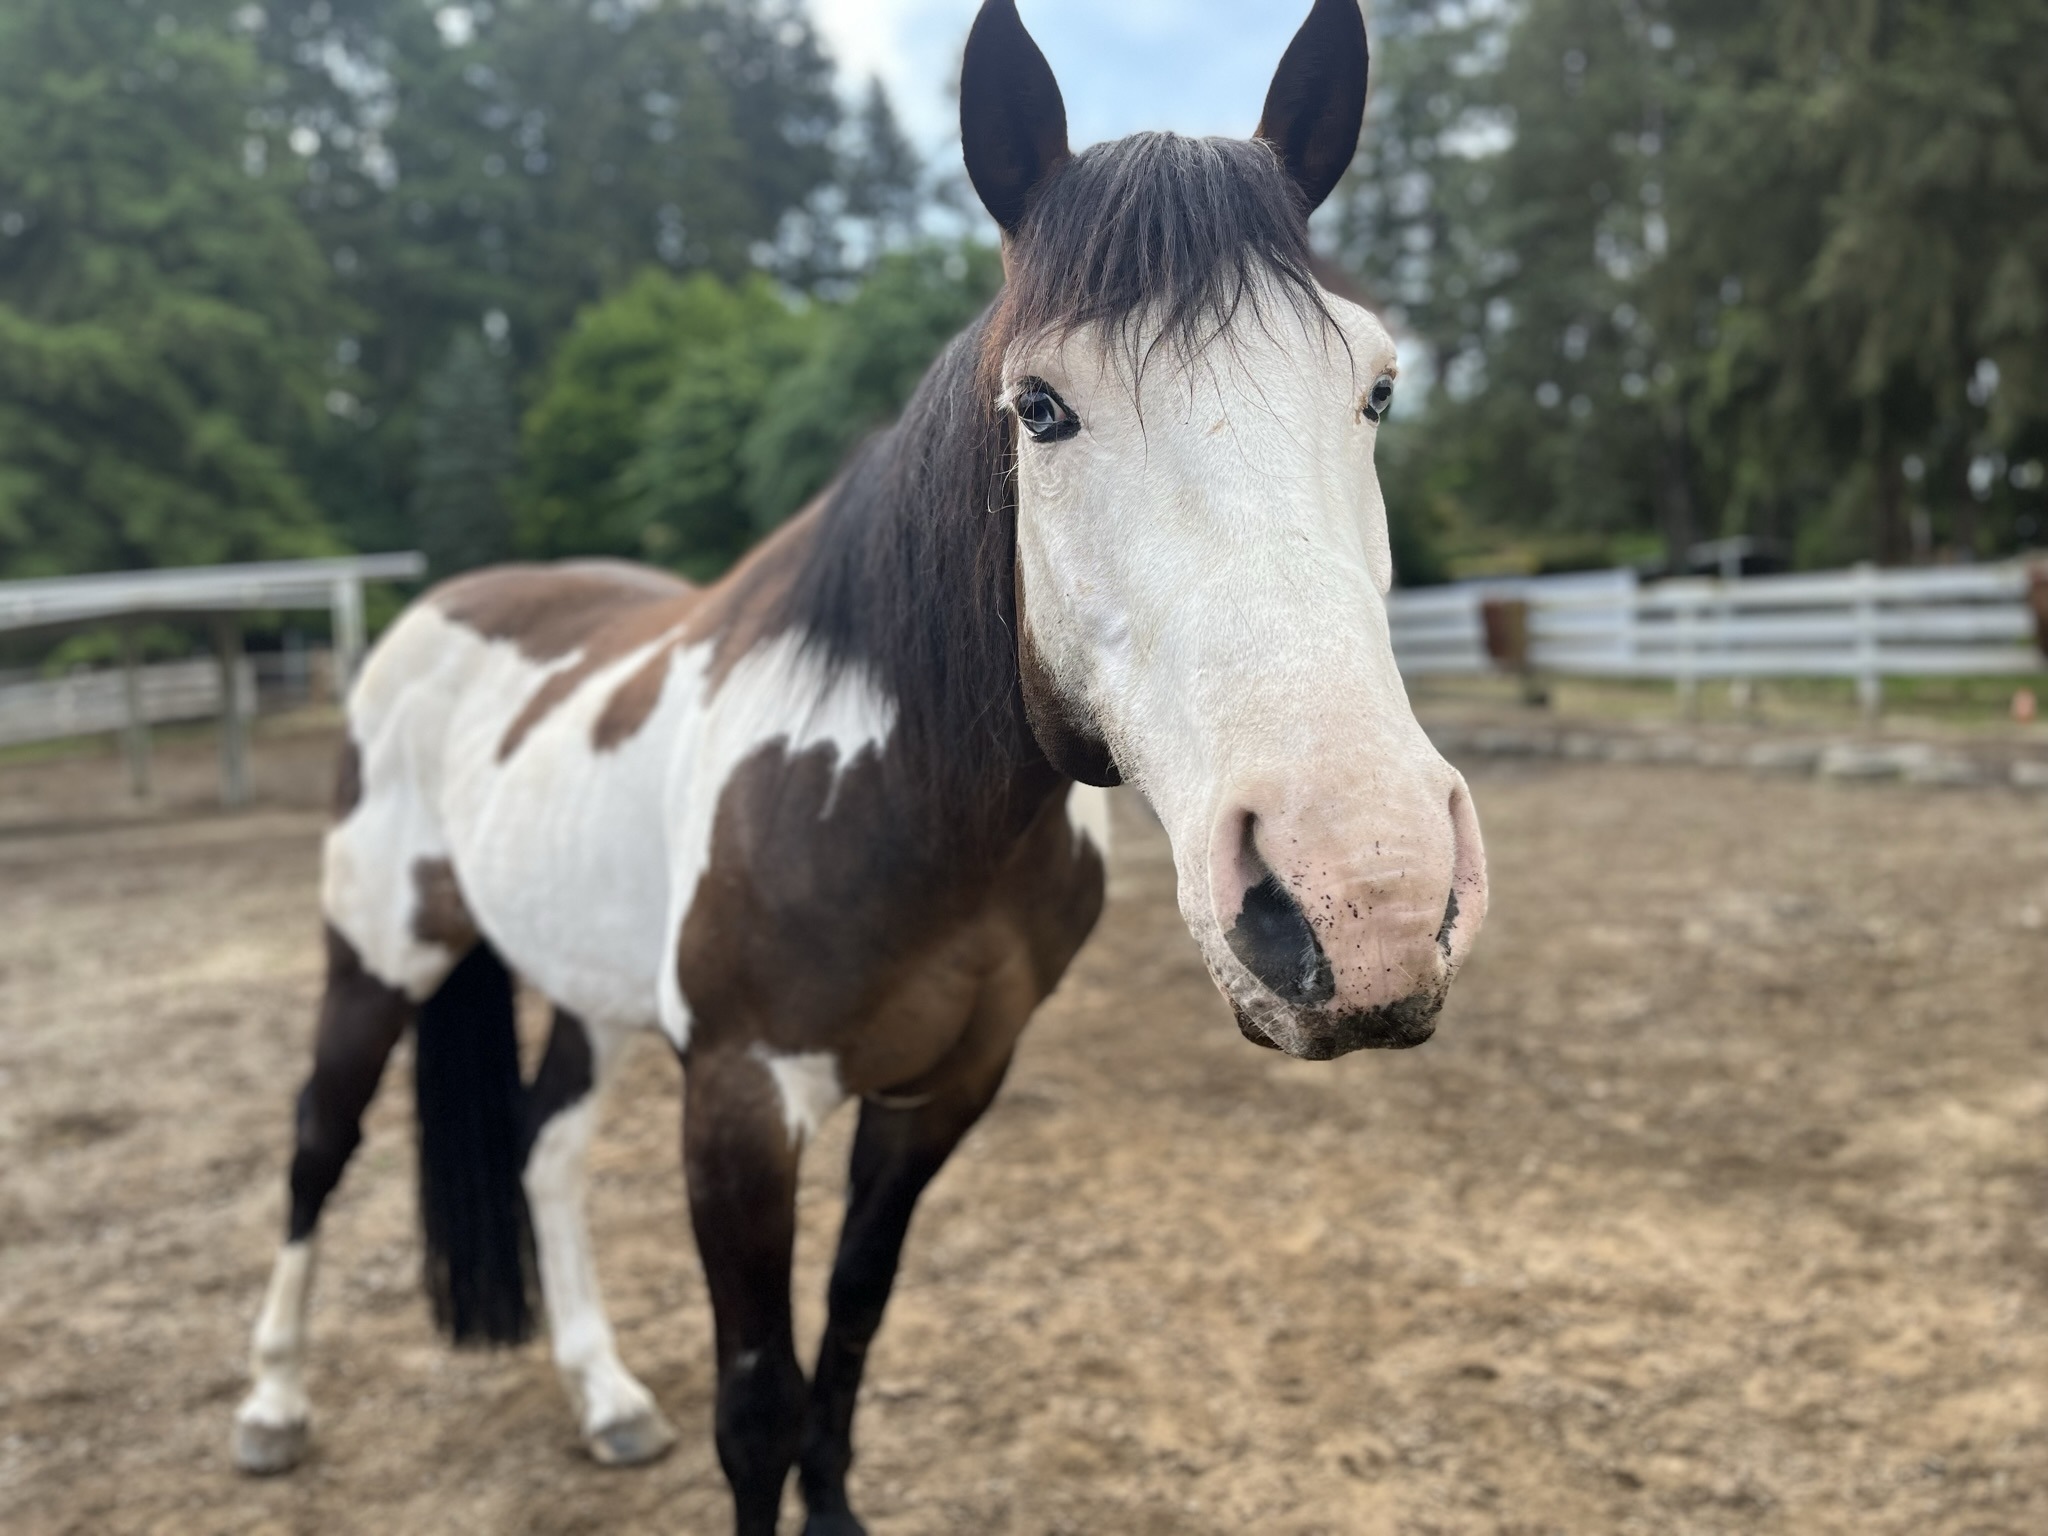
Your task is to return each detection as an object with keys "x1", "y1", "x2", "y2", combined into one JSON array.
[
  {"x1": 1004, "y1": 276, "x2": 1486, "y2": 1040},
  {"x1": 753, "y1": 1045, "x2": 847, "y2": 1146},
  {"x1": 327, "y1": 599, "x2": 895, "y2": 1046},
  {"x1": 440, "y1": 620, "x2": 698, "y2": 1028},
  {"x1": 235, "y1": 1240, "x2": 315, "y2": 1431},
  {"x1": 322, "y1": 602, "x2": 641, "y2": 1002},
  {"x1": 1066, "y1": 783, "x2": 1114, "y2": 859},
  {"x1": 522, "y1": 1091, "x2": 658, "y2": 1436}
]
